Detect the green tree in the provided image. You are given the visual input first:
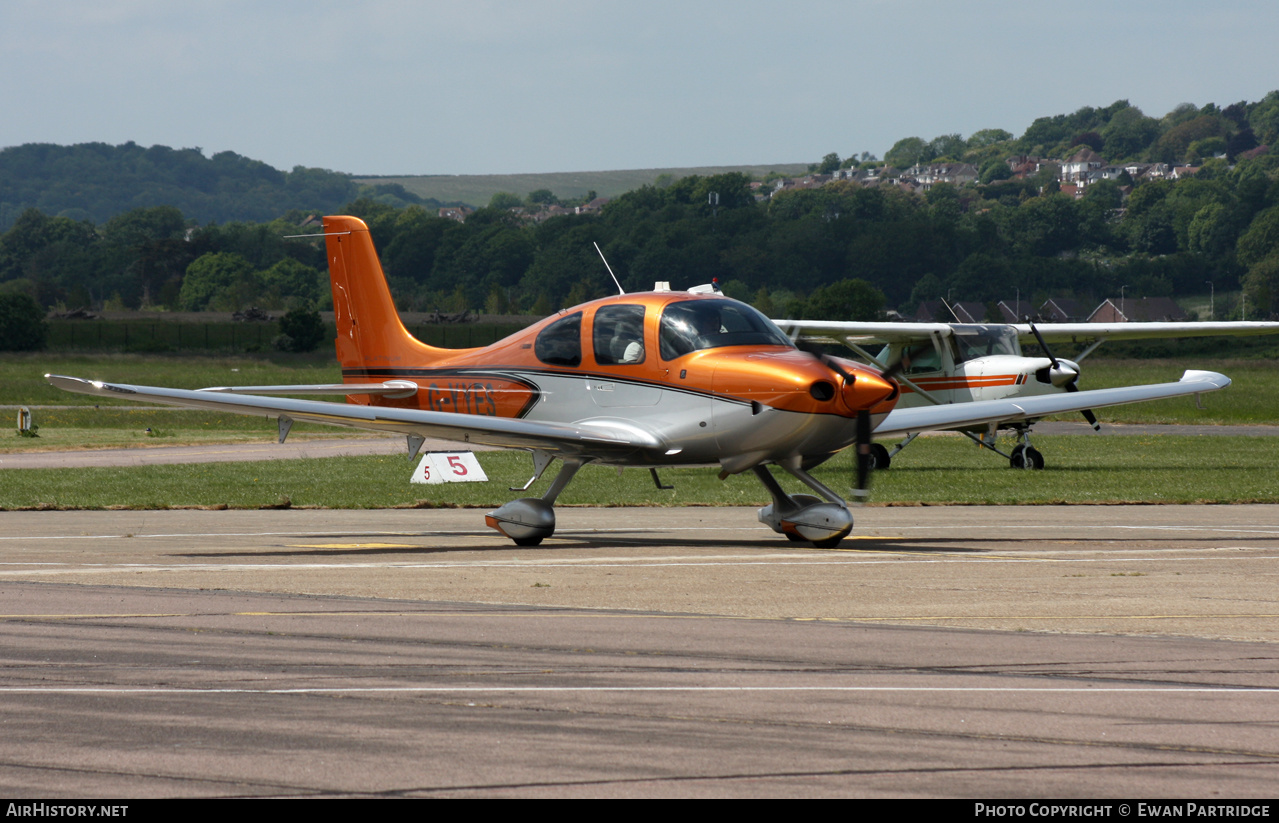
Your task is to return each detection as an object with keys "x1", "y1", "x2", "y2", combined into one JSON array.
[
  {"x1": 178, "y1": 252, "x2": 257, "y2": 311},
  {"x1": 1243, "y1": 253, "x2": 1279, "y2": 318},
  {"x1": 804, "y1": 278, "x2": 885, "y2": 321},
  {"x1": 817, "y1": 153, "x2": 841, "y2": 174},
  {"x1": 489, "y1": 192, "x2": 523, "y2": 210},
  {"x1": 928, "y1": 134, "x2": 965, "y2": 161},
  {"x1": 275, "y1": 305, "x2": 326, "y2": 352},
  {"x1": 1237, "y1": 206, "x2": 1279, "y2": 268},
  {"x1": 527, "y1": 189, "x2": 559, "y2": 206},
  {"x1": 1248, "y1": 91, "x2": 1279, "y2": 146},
  {"x1": 0, "y1": 292, "x2": 48, "y2": 350},
  {"x1": 1101, "y1": 105, "x2": 1159, "y2": 160},
  {"x1": 1148, "y1": 115, "x2": 1225, "y2": 164},
  {"x1": 260, "y1": 258, "x2": 322, "y2": 308},
  {"x1": 967, "y1": 129, "x2": 1013, "y2": 150},
  {"x1": 885, "y1": 137, "x2": 929, "y2": 169}
]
